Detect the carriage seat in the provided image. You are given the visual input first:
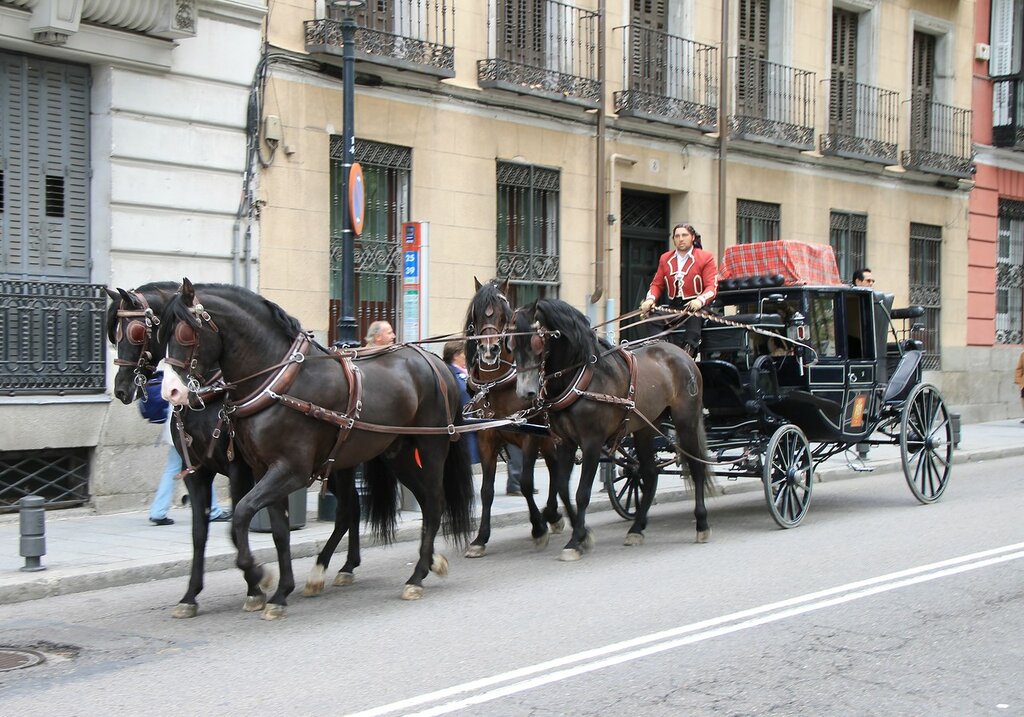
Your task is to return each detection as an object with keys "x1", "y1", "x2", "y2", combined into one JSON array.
[
  {"x1": 883, "y1": 349, "x2": 923, "y2": 404},
  {"x1": 725, "y1": 313, "x2": 785, "y2": 328}
]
